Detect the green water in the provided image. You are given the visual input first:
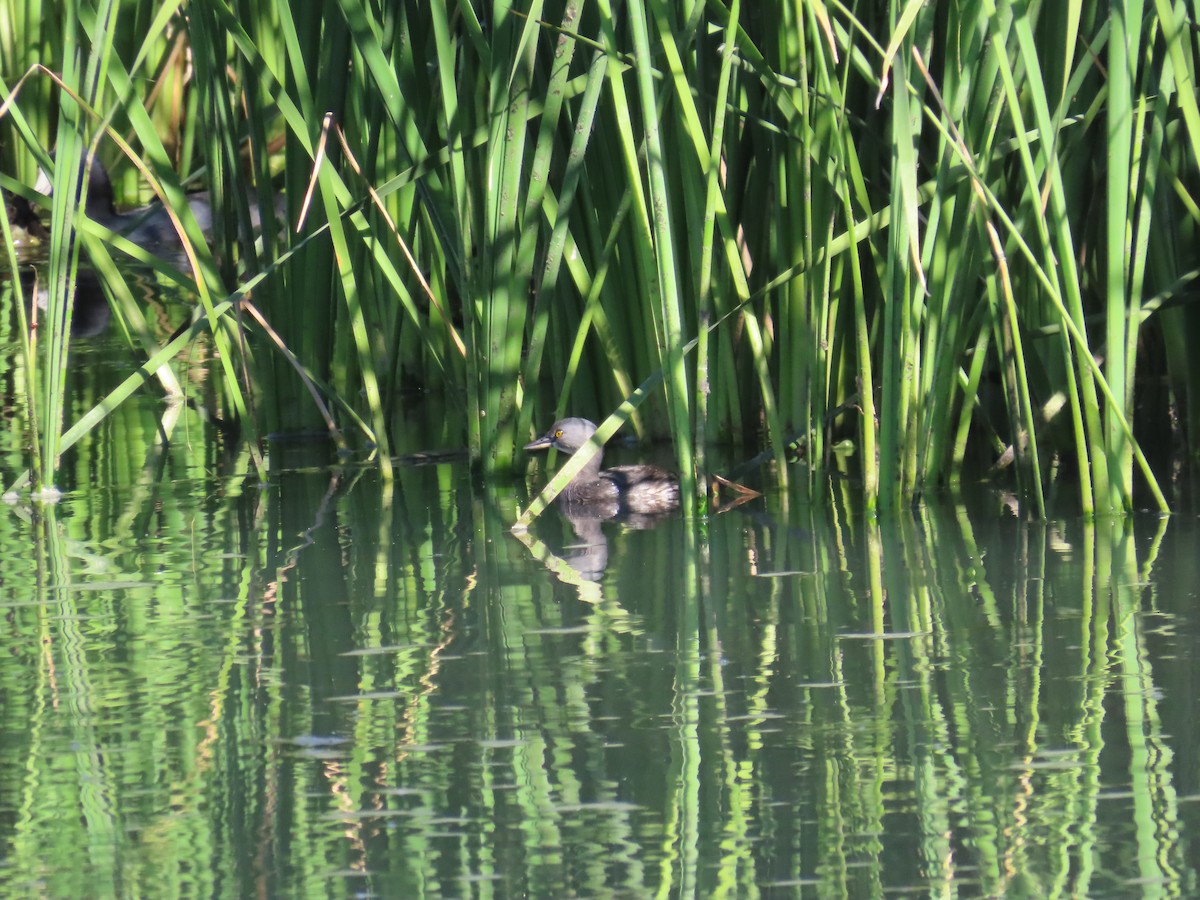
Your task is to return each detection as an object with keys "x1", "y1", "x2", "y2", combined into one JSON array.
[{"x1": 1, "y1": 289, "x2": 1199, "y2": 898}]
